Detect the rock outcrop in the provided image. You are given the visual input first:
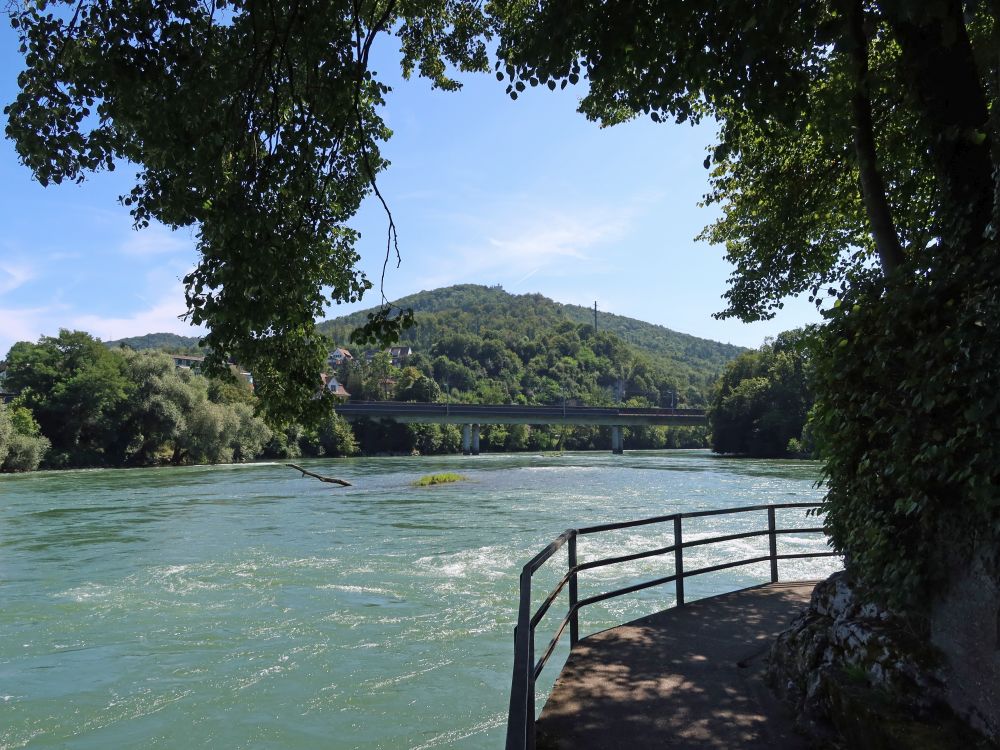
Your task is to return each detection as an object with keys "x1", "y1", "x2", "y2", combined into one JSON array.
[{"x1": 767, "y1": 571, "x2": 995, "y2": 749}]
